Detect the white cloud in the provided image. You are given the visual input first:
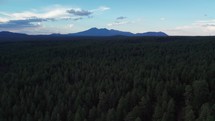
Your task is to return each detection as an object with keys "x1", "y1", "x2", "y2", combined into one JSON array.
[
  {"x1": 160, "y1": 17, "x2": 165, "y2": 21},
  {"x1": 0, "y1": 18, "x2": 50, "y2": 29},
  {"x1": 97, "y1": 6, "x2": 110, "y2": 11},
  {"x1": 67, "y1": 9, "x2": 92, "y2": 16},
  {"x1": 107, "y1": 21, "x2": 129, "y2": 27},
  {"x1": 0, "y1": 7, "x2": 72, "y2": 22},
  {"x1": 166, "y1": 19, "x2": 215, "y2": 36},
  {"x1": 116, "y1": 16, "x2": 127, "y2": 20},
  {"x1": 69, "y1": 24, "x2": 74, "y2": 28},
  {"x1": 107, "y1": 15, "x2": 130, "y2": 27},
  {"x1": 0, "y1": 5, "x2": 110, "y2": 34},
  {"x1": 91, "y1": 6, "x2": 110, "y2": 12},
  {"x1": 0, "y1": 18, "x2": 8, "y2": 23},
  {"x1": 0, "y1": 5, "x2": 110, "y2": 22}
]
